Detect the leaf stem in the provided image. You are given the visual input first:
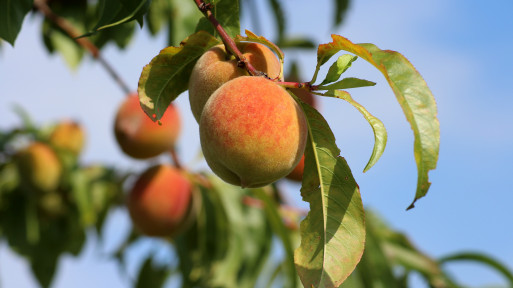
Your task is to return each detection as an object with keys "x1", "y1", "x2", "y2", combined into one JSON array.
[
  {"x1": 193, "y1": 0, "x2": 265, "y2": 77},
  {"x1": 33, "y1": 0, "x2": 131, "y2": 95},
  {"x1": 276, "y1": 81, "x2": 320, "y2": 91}
]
